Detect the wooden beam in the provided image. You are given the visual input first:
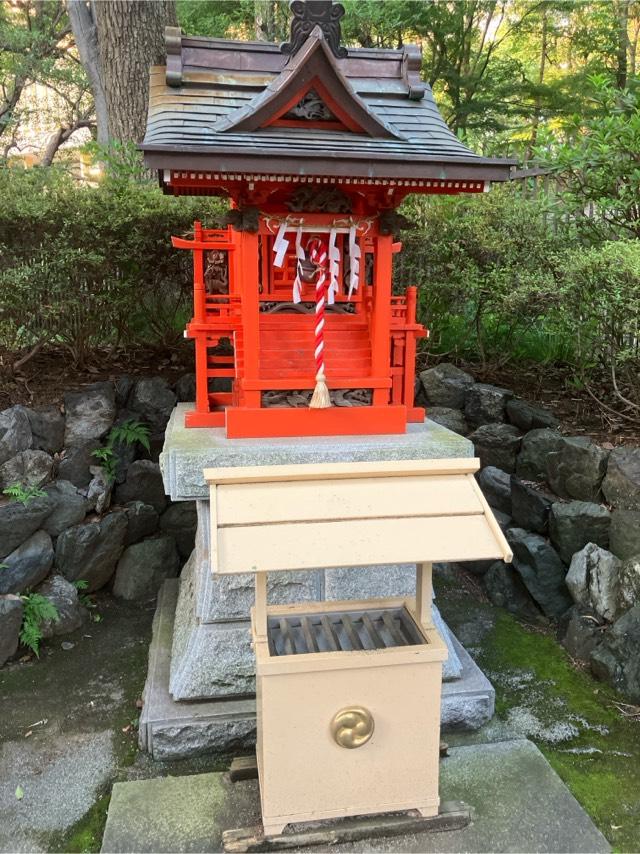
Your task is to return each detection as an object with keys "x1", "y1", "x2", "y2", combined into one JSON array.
[{"x1": 222, "y1": 801, "x2": 472, "y2": 852}]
